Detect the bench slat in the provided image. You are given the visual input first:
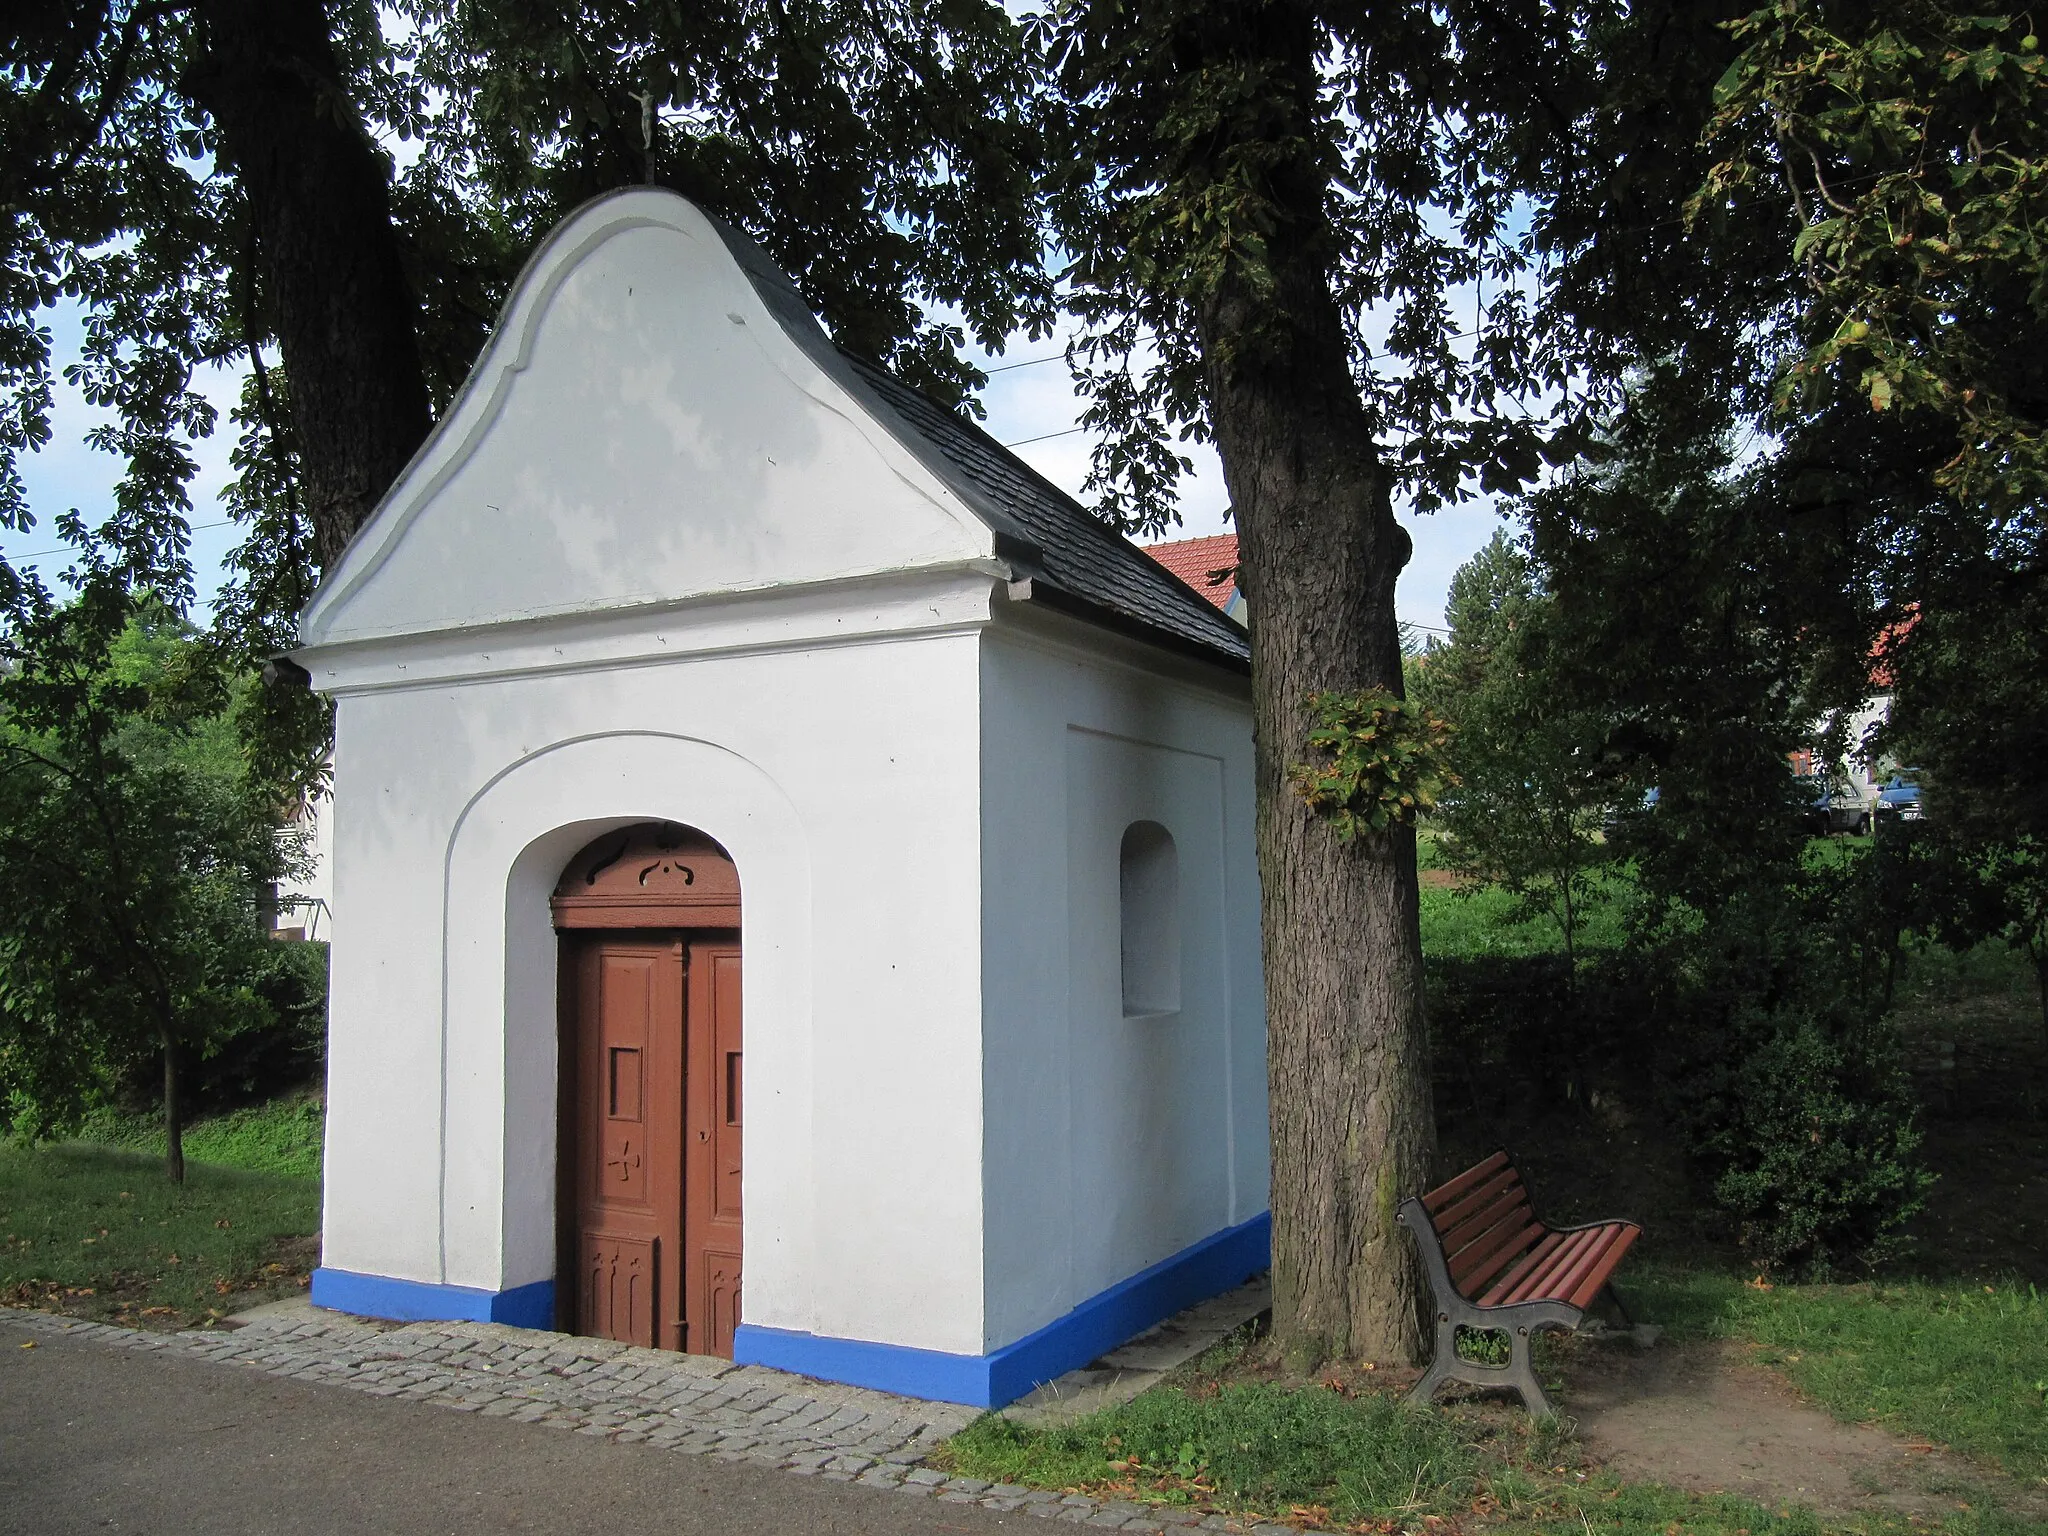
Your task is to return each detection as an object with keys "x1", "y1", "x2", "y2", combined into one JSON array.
[
  {"x1": 1445, "y1": 1195, "x2": 1537, "y2": 1273},
  {"x1": 1452, "y1": 1218, "x2": 1546, "y2": 1297},
  {"x1": 1549, "y1": 1225, "x2": 1627, "y2": 1310},
  {"x1": 1493, "y1": 1225, "x2": 1600, "y2": 1306},
  {"x1": 1564, "y1": 1225, "x2": 1640, "y2": 1310},
  {"x1": 1477, "y1": 1230, "x2": 1564, "y2": 1306},
  {"x1": 1422, "y1": 1150, "x2": 1511, "y2": 1214},
  {"x1": 1438, "y1": 1175, "x2": 1526, "y2": 1246},
  {"x1": 1522, "y1": 1225, "x2": 1611, "y2": 1304}
]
